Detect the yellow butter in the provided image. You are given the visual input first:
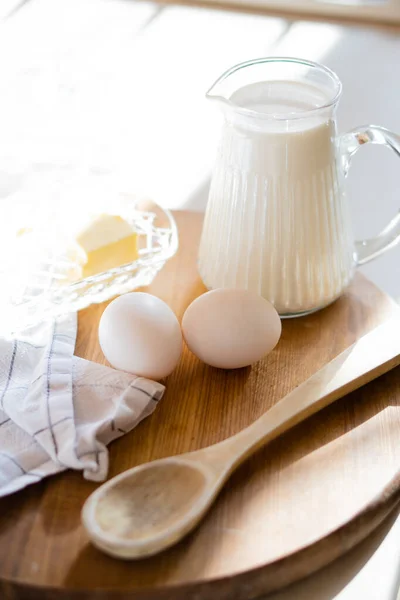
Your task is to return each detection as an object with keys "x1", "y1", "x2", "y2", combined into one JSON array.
[
  {"x1": 82, "y1": 235, "x2": 138, "y2": 278},
  {"x1": 77, "y1": 214, "x2": 138, "y2": 278}
]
